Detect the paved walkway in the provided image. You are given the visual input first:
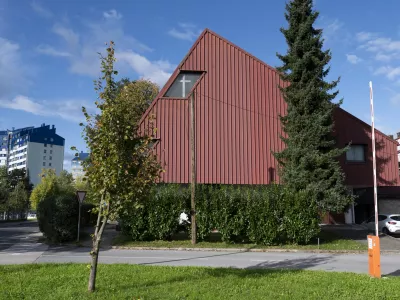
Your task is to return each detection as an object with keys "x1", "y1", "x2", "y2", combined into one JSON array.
[
  {"x1": 2, "y1": 221, "x2": 400, "y2": 276},
  {"x1": 1, "y1": 246, "x2": 400, "y2": 276}
]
